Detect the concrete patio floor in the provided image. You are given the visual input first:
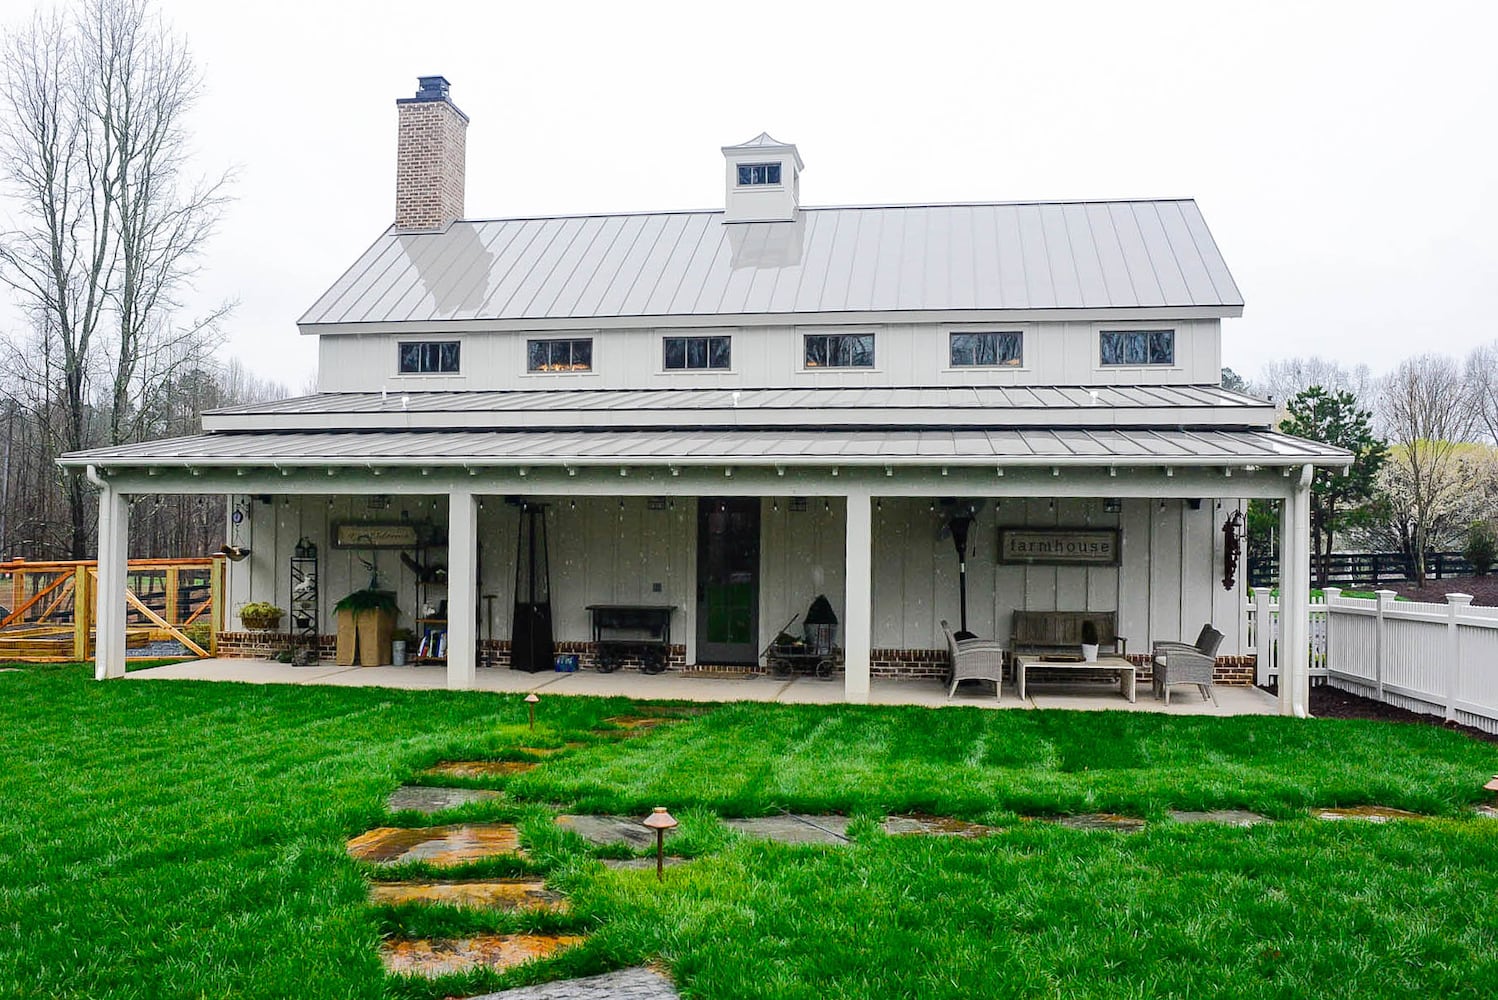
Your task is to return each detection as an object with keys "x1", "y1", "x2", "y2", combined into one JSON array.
[{"x1": 124, "y1": 659, "x2": 1279, "y2": 714}]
